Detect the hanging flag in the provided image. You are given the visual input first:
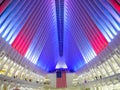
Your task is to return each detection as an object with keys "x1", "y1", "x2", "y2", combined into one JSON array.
[{"x1": 56, "y1": 70, "x2": 67, "y2": 88}]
